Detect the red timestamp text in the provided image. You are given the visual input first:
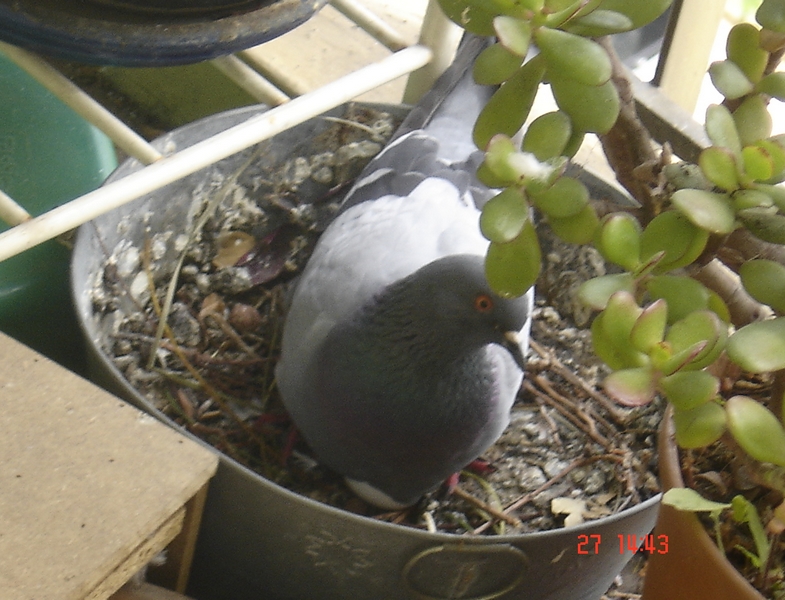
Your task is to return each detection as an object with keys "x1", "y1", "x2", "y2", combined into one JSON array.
[{"x1": 576, "y1": 533, "x2": 669, "y2": 555}]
